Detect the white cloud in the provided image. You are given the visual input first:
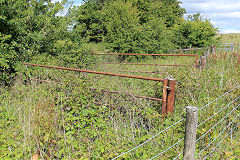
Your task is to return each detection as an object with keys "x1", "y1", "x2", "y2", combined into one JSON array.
[
  {"x1": 180, "y1": 0, "x2": 240, "y2": 33},
  {"x1": 222, "y1": 29, "x2": 240, "y2": 33},
  {"x1": 181, "y1": 0, "x2": 240, "y2": 12},
  {"x1": 207, "y1": 12, "x2": 240, "y2": 19}
]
